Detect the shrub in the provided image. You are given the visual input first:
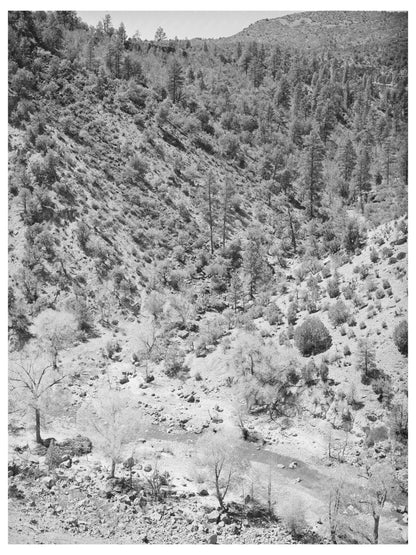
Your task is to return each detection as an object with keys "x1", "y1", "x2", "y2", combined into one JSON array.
[
  {"x1": 327, "y1": 274, "x2": 340, "y2": 298},
  {"x1": 382, "y1": 279, "x2": 391, "y2": 290},
  {"x1": 370, "y1": 248, "x2": 379, "y2": 263},
  {"x1": 328, "y1": 300, "x2": 350, "y2": 327},
  {"x1": 343, "y1": 344, "x2": 351, "y2": 356},
  {"x1": 321, "y1": 265, "x2": 331, "y2": 279},
  {"x1": 381, "y1": 247, "x2": 393, "y2": 259},
  {"x1": 366, "y1": 278, "x2": 377, "y2": 294},
  {"x1": 342, "y1": 283, "x2": 354, "y2": 300},
  {"x1": 319, "y1": 361, "x2": 329, "y2": 382},
  {"x1": 347, "y1": 315, "x2": 356, "y2": 327},
  {"x1": 375, "y1": 288, "x2": 385, "y2": 300},
  {"x1": 265, "y1": 303, "x2": 283, "y2": 326},
  {"x1": 294, "y1": 317, "x2": 332, "y2": 357},
  {"x1": 393, "y1": 320, "x2": 408, "y2": 356},
  {"x1": 302, "y1": 359, "x2": 317, "y2": 385},
  {"x1": 287, "y1": 301, "x2": 298, "y2": 326},
  {"x1": 164, "y1": 344, "x2": 190, "y2": 377}
]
